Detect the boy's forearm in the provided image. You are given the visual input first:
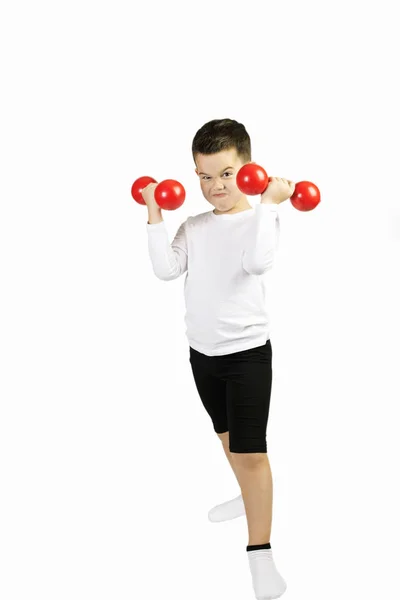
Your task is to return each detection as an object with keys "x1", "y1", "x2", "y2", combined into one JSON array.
[{"x1": 147, "y1": 206, "x2": 163, "y2": 224}]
